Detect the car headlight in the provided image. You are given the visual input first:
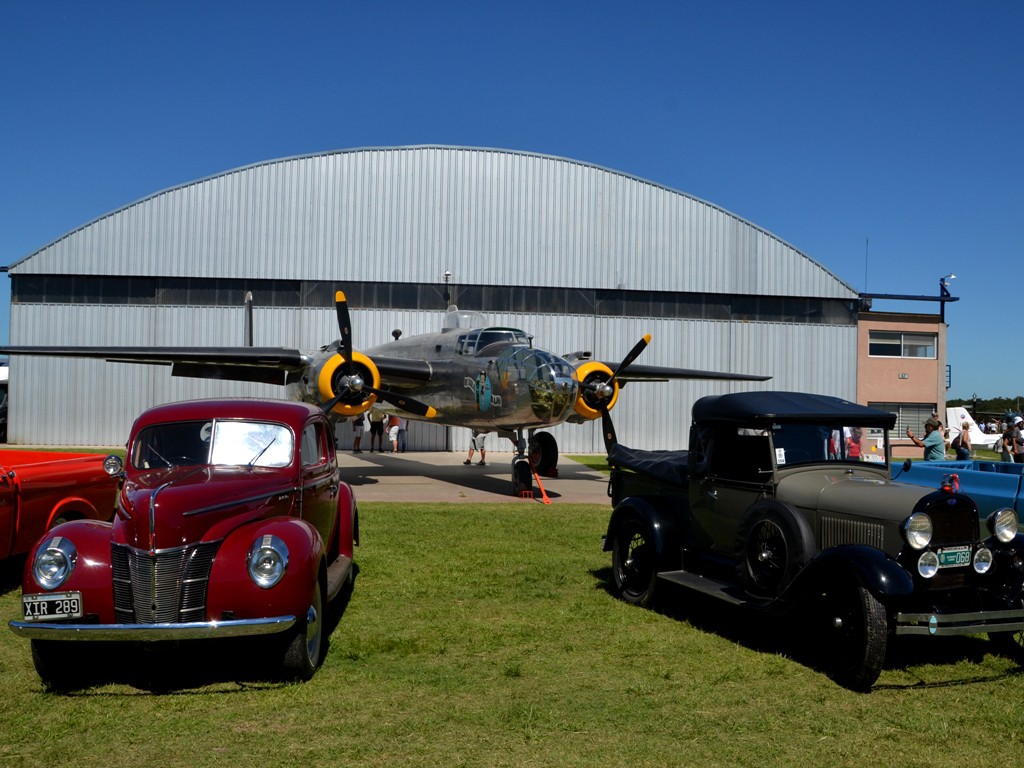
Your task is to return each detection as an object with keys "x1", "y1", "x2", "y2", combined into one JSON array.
[
  {"x1": 973, "y1": 547, "x2": 994, "y2": 574},
  {"x1": 103, "y1": 454, "x2": 124, "y2": 476},
  {"x1": 247, "y1": 535, "x2": 289, "y2": 589},
  {"x1": 903, "y1": 513, "x2": 933, "y2": 550},
  {"x1": 32, "y1": 537, "x2": 78, "y2": 590},
  {"x1": 917, "y1": 550, "x2": 939, "y2": 579},
  {"x1": 987, "y1": 507, "x2": 1018, "y2": 544}
]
